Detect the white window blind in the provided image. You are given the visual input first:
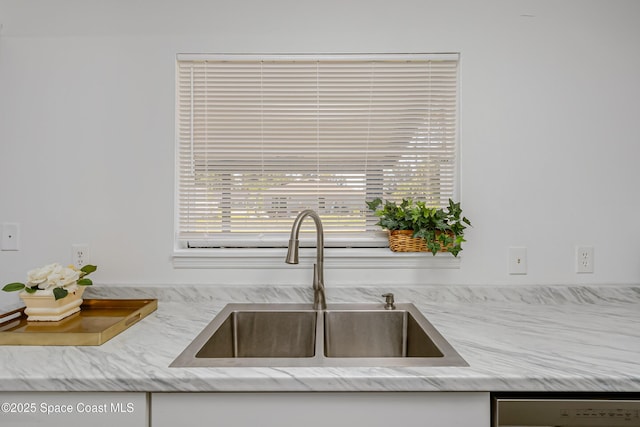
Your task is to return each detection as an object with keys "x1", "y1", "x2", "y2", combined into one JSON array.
[{"x1": 176, "y1": 54, "x2": 459, "y2": 248}]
